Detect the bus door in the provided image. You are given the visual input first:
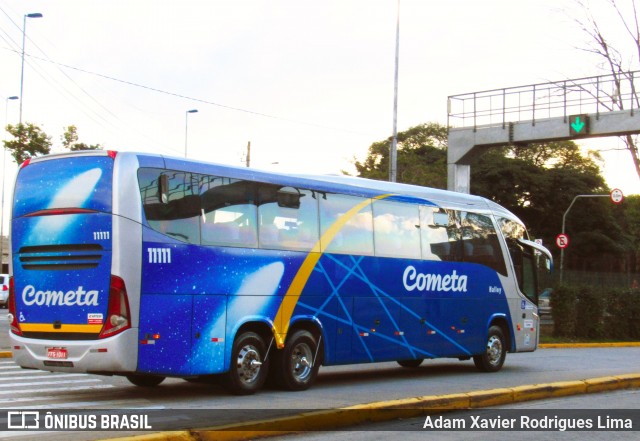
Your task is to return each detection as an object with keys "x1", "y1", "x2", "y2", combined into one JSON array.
[{"x1": 507, "y1": 239, "x2": 552, "y2": 351}]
